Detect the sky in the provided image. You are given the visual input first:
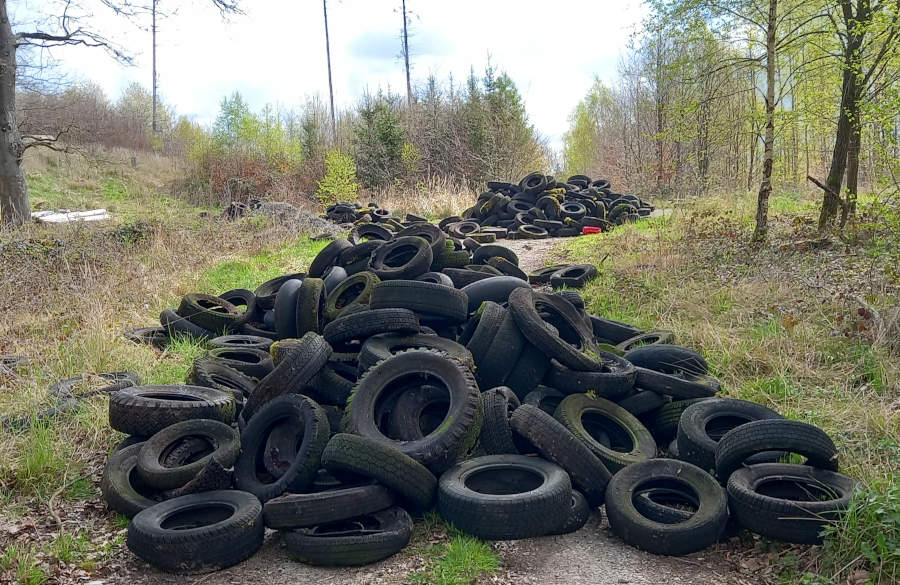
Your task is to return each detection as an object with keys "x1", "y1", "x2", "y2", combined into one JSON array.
[{"x1": 17, "y1": 0, "x2": 648, "y2": 149}]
